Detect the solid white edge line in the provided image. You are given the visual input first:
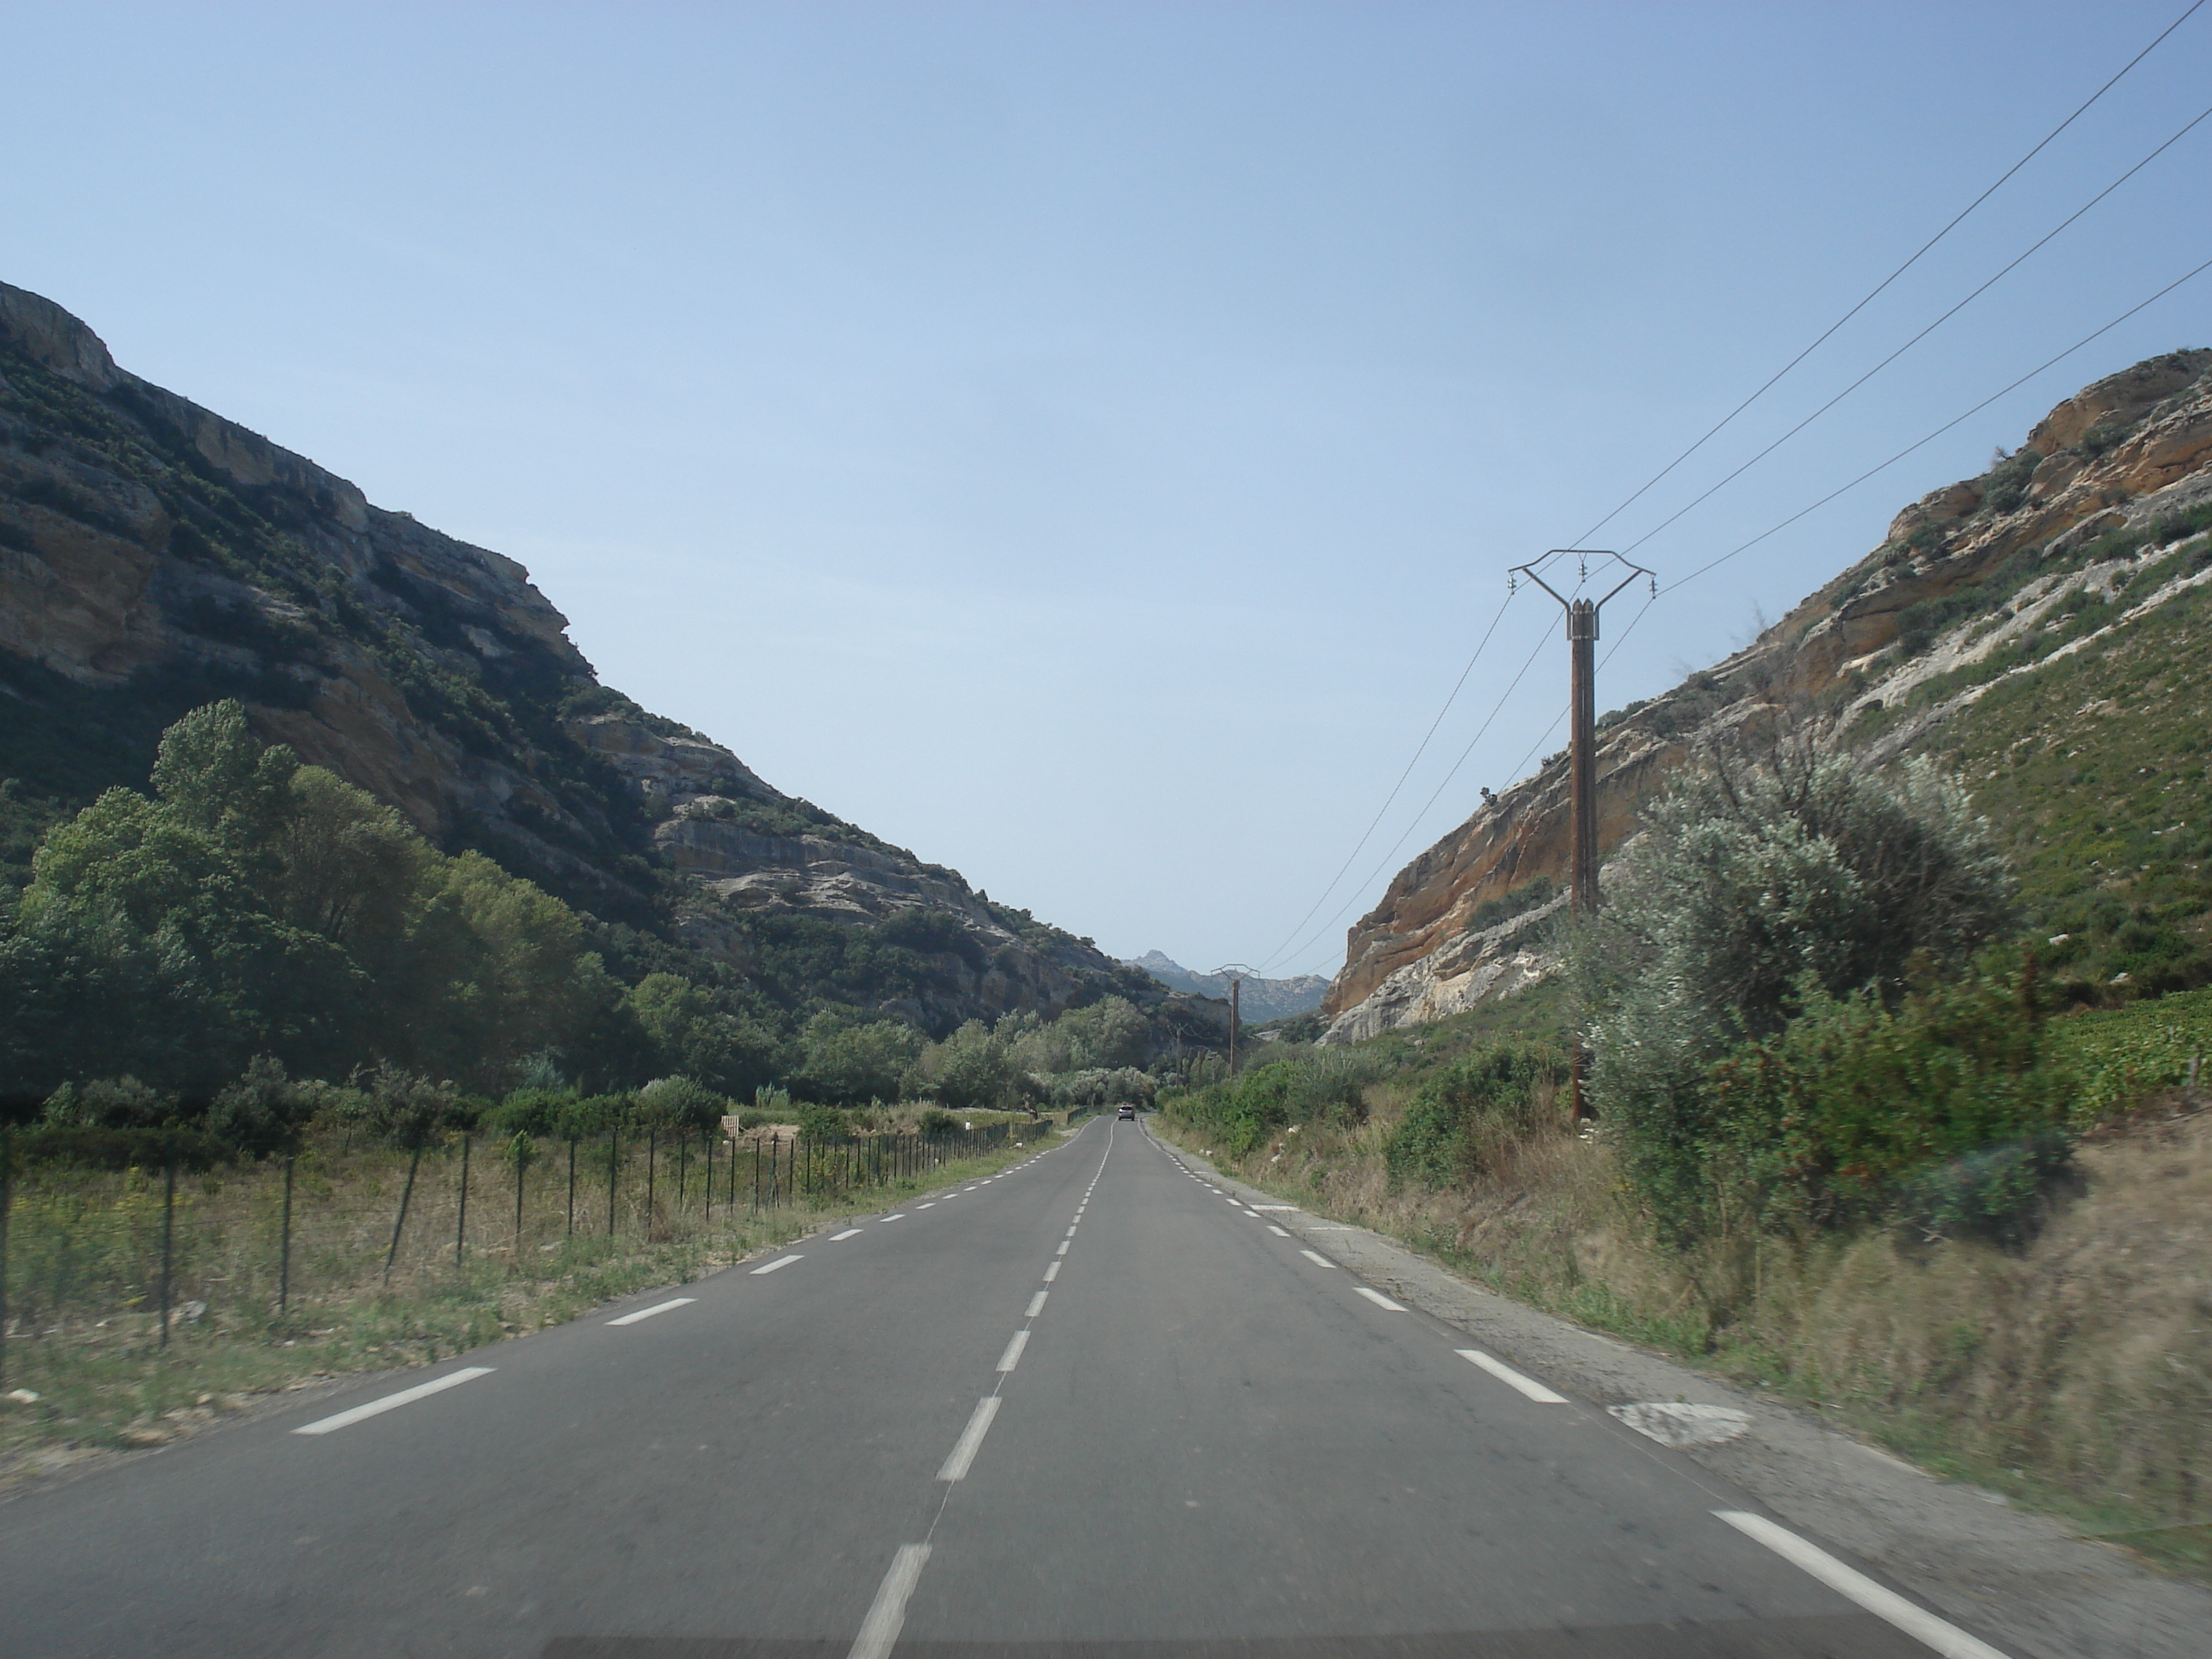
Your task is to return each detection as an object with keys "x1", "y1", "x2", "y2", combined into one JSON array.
[
  {"x1": 1456, "y1": 1348, "x2": 1569, "y2": 1404},
  {"x1": 1026, "y1": 1290, "x2": 1049, "y2": 1317},
  {"x1": 830, "y1": 1229, "x2": 863, "y2": 1240},
  {"x1": 1298, "y1": 1250, "x2": 1335, "y2": 1269},
  {"x1": 996, "y1": 1329, "x2": 1030, "y2": 1372},
  {"x1": 1043, "y1": 1261, "x2": 1061, "y2": 1280},
  {"x1": 936, "y1": 1396, "x2": 1002, "y2": 1481},
  {"x1": 751, "y1": 1254, "x2": 803, "y2": 1275},
  {"x1": 606, "y1": 1297, "x2": 696, "y2": 1326},
  {"x1": 293, "y1": 1367, "x2": 495, "y2": 1434},
  {"x1": 1713, "y1": 1511, "x2": 2012, "y2": 1659},
  {"x1": 848, "y1": 1542, "x2": 932, "y2": 1659},
  {"x1": 1355, "y1": 1287, "x2": 1407, "y2": 1311}
]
